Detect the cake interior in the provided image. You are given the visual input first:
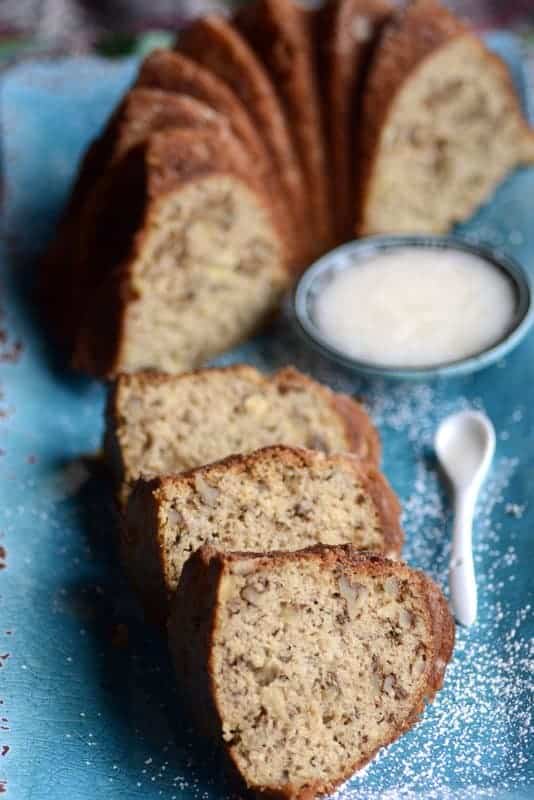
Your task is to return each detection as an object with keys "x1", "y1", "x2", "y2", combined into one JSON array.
[
  {"x1": 155, "y1": 451, "x2": 393, "y2": 591},
  {"x1": 114, "y1": 370, "x2": 351, "y2": 497},
  {"x1": 212, "y1": 555, "x2": 432, "y2": 790},
  {"x1": 119, "y1": 174, "x2": 288, "y2": 374}
]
